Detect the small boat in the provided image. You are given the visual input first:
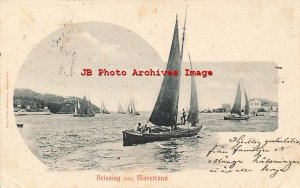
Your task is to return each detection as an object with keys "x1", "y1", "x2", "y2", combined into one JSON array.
[
  {"x1": 224, "y1": 115, "x2": 250, "y2": 120},
  {"x1": 123, "y1": 13, "x2": 202, "y2": 146},
  {"x1": 269, "y1": 106, "x2": 278, "y2": 117},
  {"x1": 224, "y1": 81, "x2": 250, "y2": 120},
  {"x1": 100, "y1": 102, "x2": 110, "y2": 114},
  {"x1": 73, "y1": 96, "x2": 95, "y2": 117},
  {"x1": 127, "y1": 98, "x2": 140, "y2": 115},
  {"x1": 14, "y1": 109, "x2": 27, "y2": 116},
  {"x1": 17, "y1": 124, "x2": 23, "y2": 128},
  {"x1": 123, "y1": 126, "x2": 202, "y2": 145},
  {"x1": 14, "y1": 108, "x2": 52, "y2": 116},
  {"x1": 117, "y1": 103, "x2": 126, "y2": 114}
]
